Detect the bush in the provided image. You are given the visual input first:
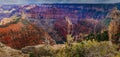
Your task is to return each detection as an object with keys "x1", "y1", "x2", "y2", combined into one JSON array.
[
  {"x1": 29, "y1": 53, "x2": 34, "y2": 57},
  {"x1": 86, "y1": 31, "x2": 109, "y2": 42},
  {"x1": 53, "y1": 40, "x2": 120, "y2": 57},
  {"x1": 28, "y1": 40, "x2": 120, "y2": 57}
]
